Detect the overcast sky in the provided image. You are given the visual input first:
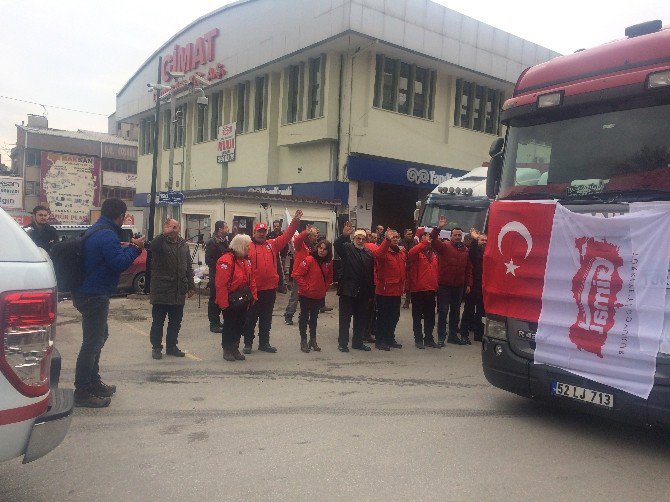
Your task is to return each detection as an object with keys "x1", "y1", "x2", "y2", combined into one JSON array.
[{"x1": 1, "y1": 0, "x2": 668, "y2": 163}]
